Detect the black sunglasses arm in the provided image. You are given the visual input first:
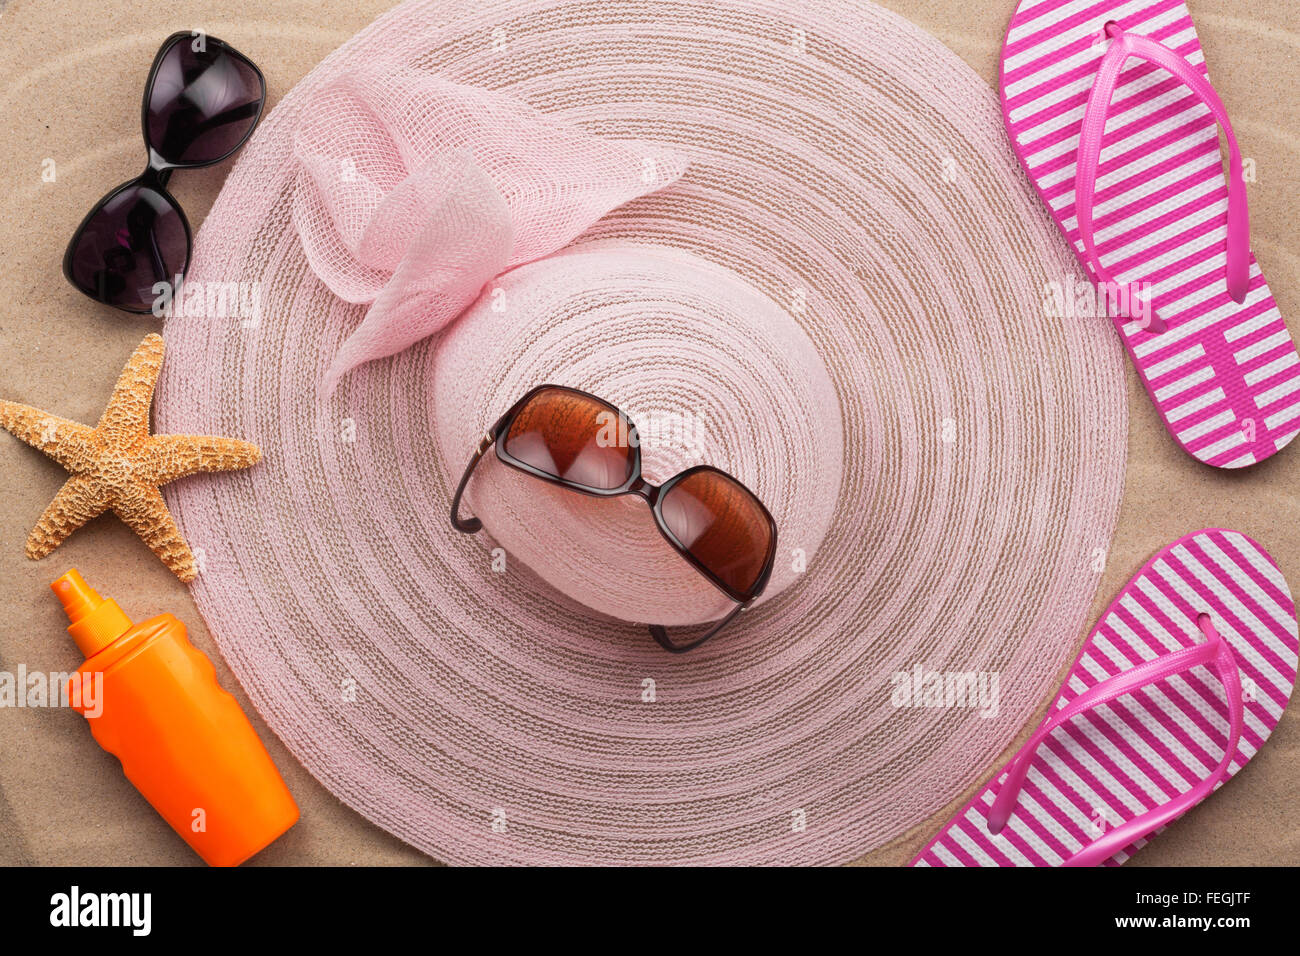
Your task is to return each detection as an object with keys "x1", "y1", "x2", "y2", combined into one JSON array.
[
  {"x1": 449, "y1": 431, "x2": 496, "y2": 534},
  {"x1": 649, "y1": 601, "x2": 747, "y2": 654}
]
